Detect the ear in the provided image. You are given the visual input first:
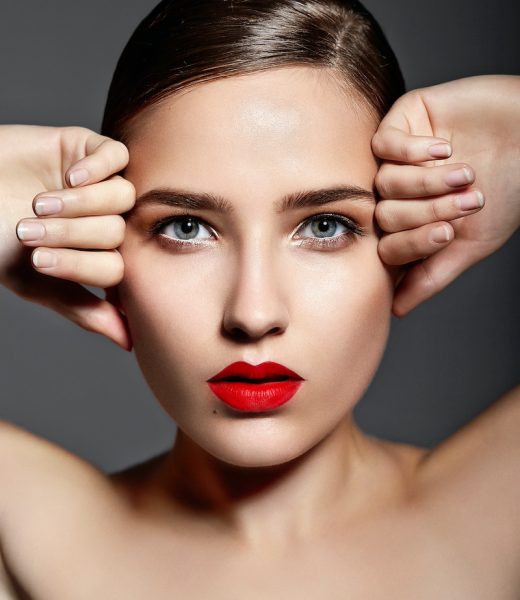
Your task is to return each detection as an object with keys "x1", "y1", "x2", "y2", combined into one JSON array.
[{"x1": 104, "y1": 285, "x2": 133, "y2": 351}]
